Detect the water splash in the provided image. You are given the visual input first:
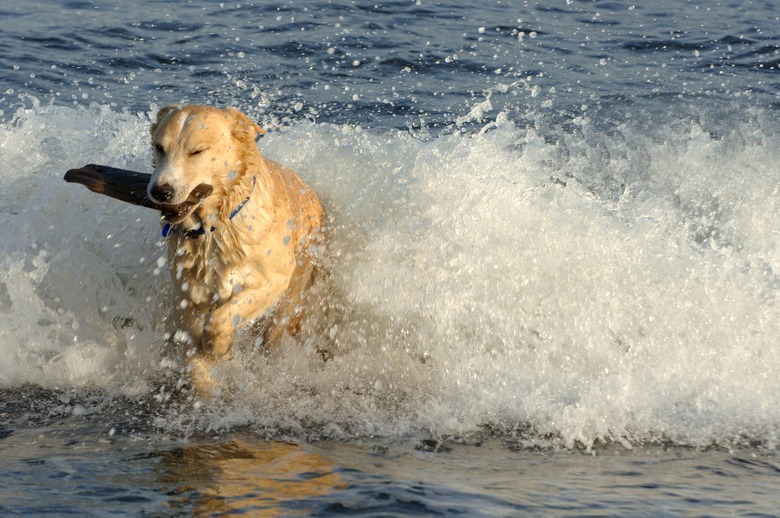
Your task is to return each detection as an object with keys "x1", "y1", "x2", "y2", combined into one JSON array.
[{"x1": 1, "y1": 100, "x2": 778, "y2": 449}]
